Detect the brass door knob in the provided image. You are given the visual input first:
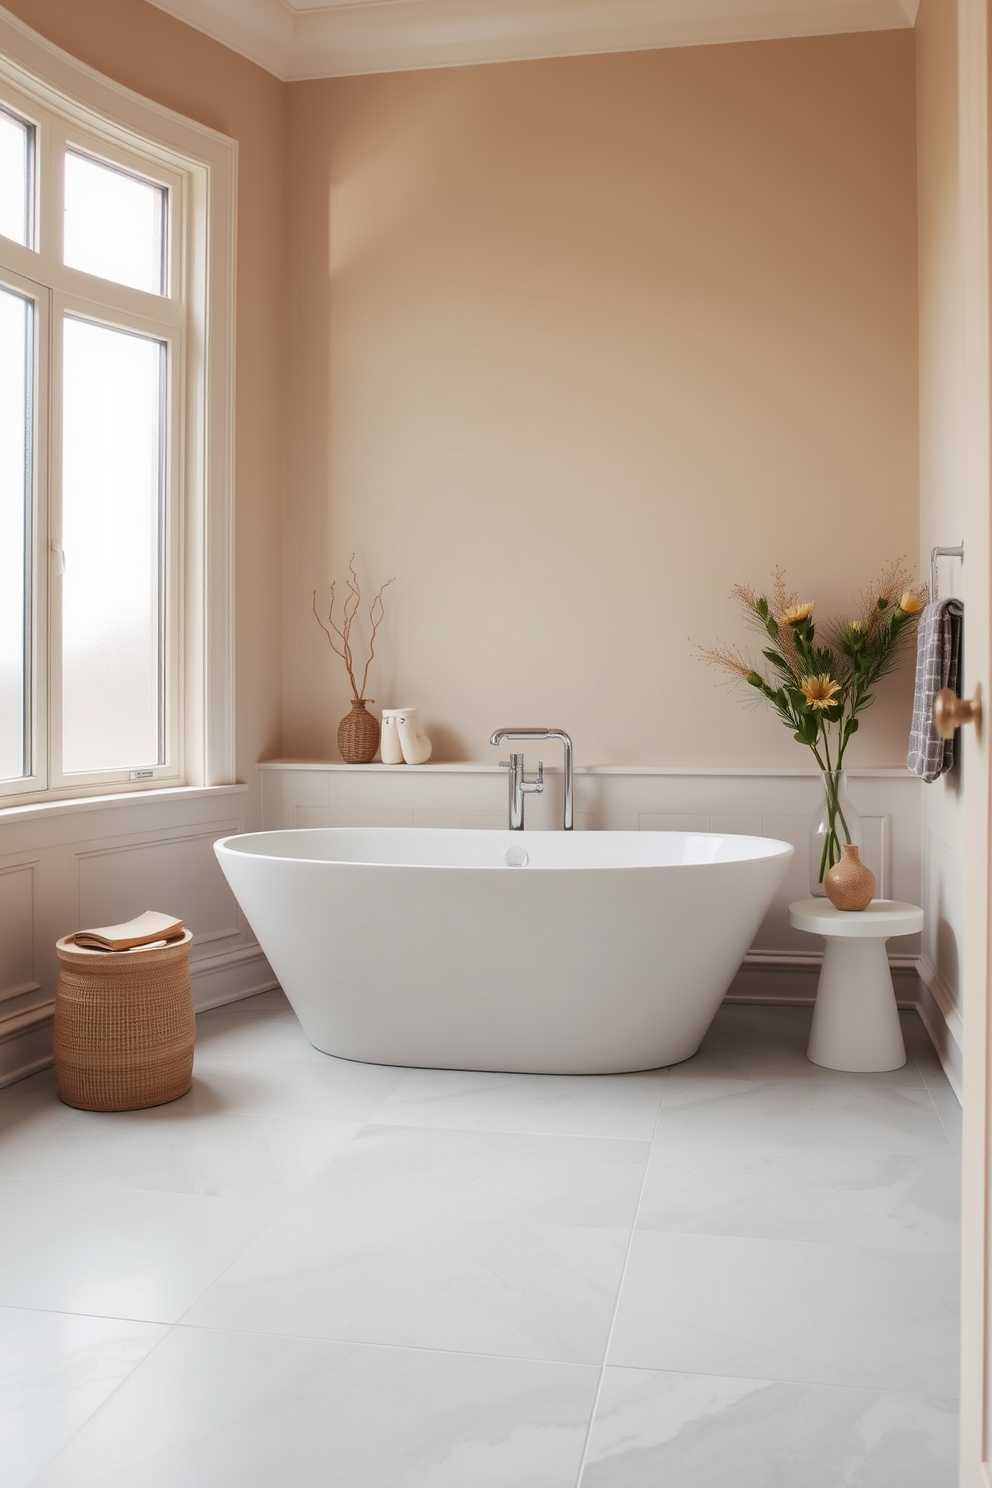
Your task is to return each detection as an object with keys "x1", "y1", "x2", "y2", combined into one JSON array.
[{"x1": 933, "y1": 682, "x2": 983, "y2": 739}]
